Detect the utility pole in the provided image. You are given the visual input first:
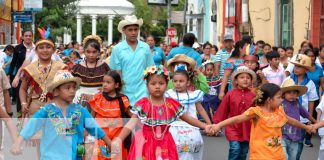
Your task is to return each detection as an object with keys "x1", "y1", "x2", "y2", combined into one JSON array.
[
  {"x1": 182, "y1": 0, "x2": 187, "y2": 35},
  {"x1": 167, "y1": 0, "x2": 172, "y2": 28}
]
